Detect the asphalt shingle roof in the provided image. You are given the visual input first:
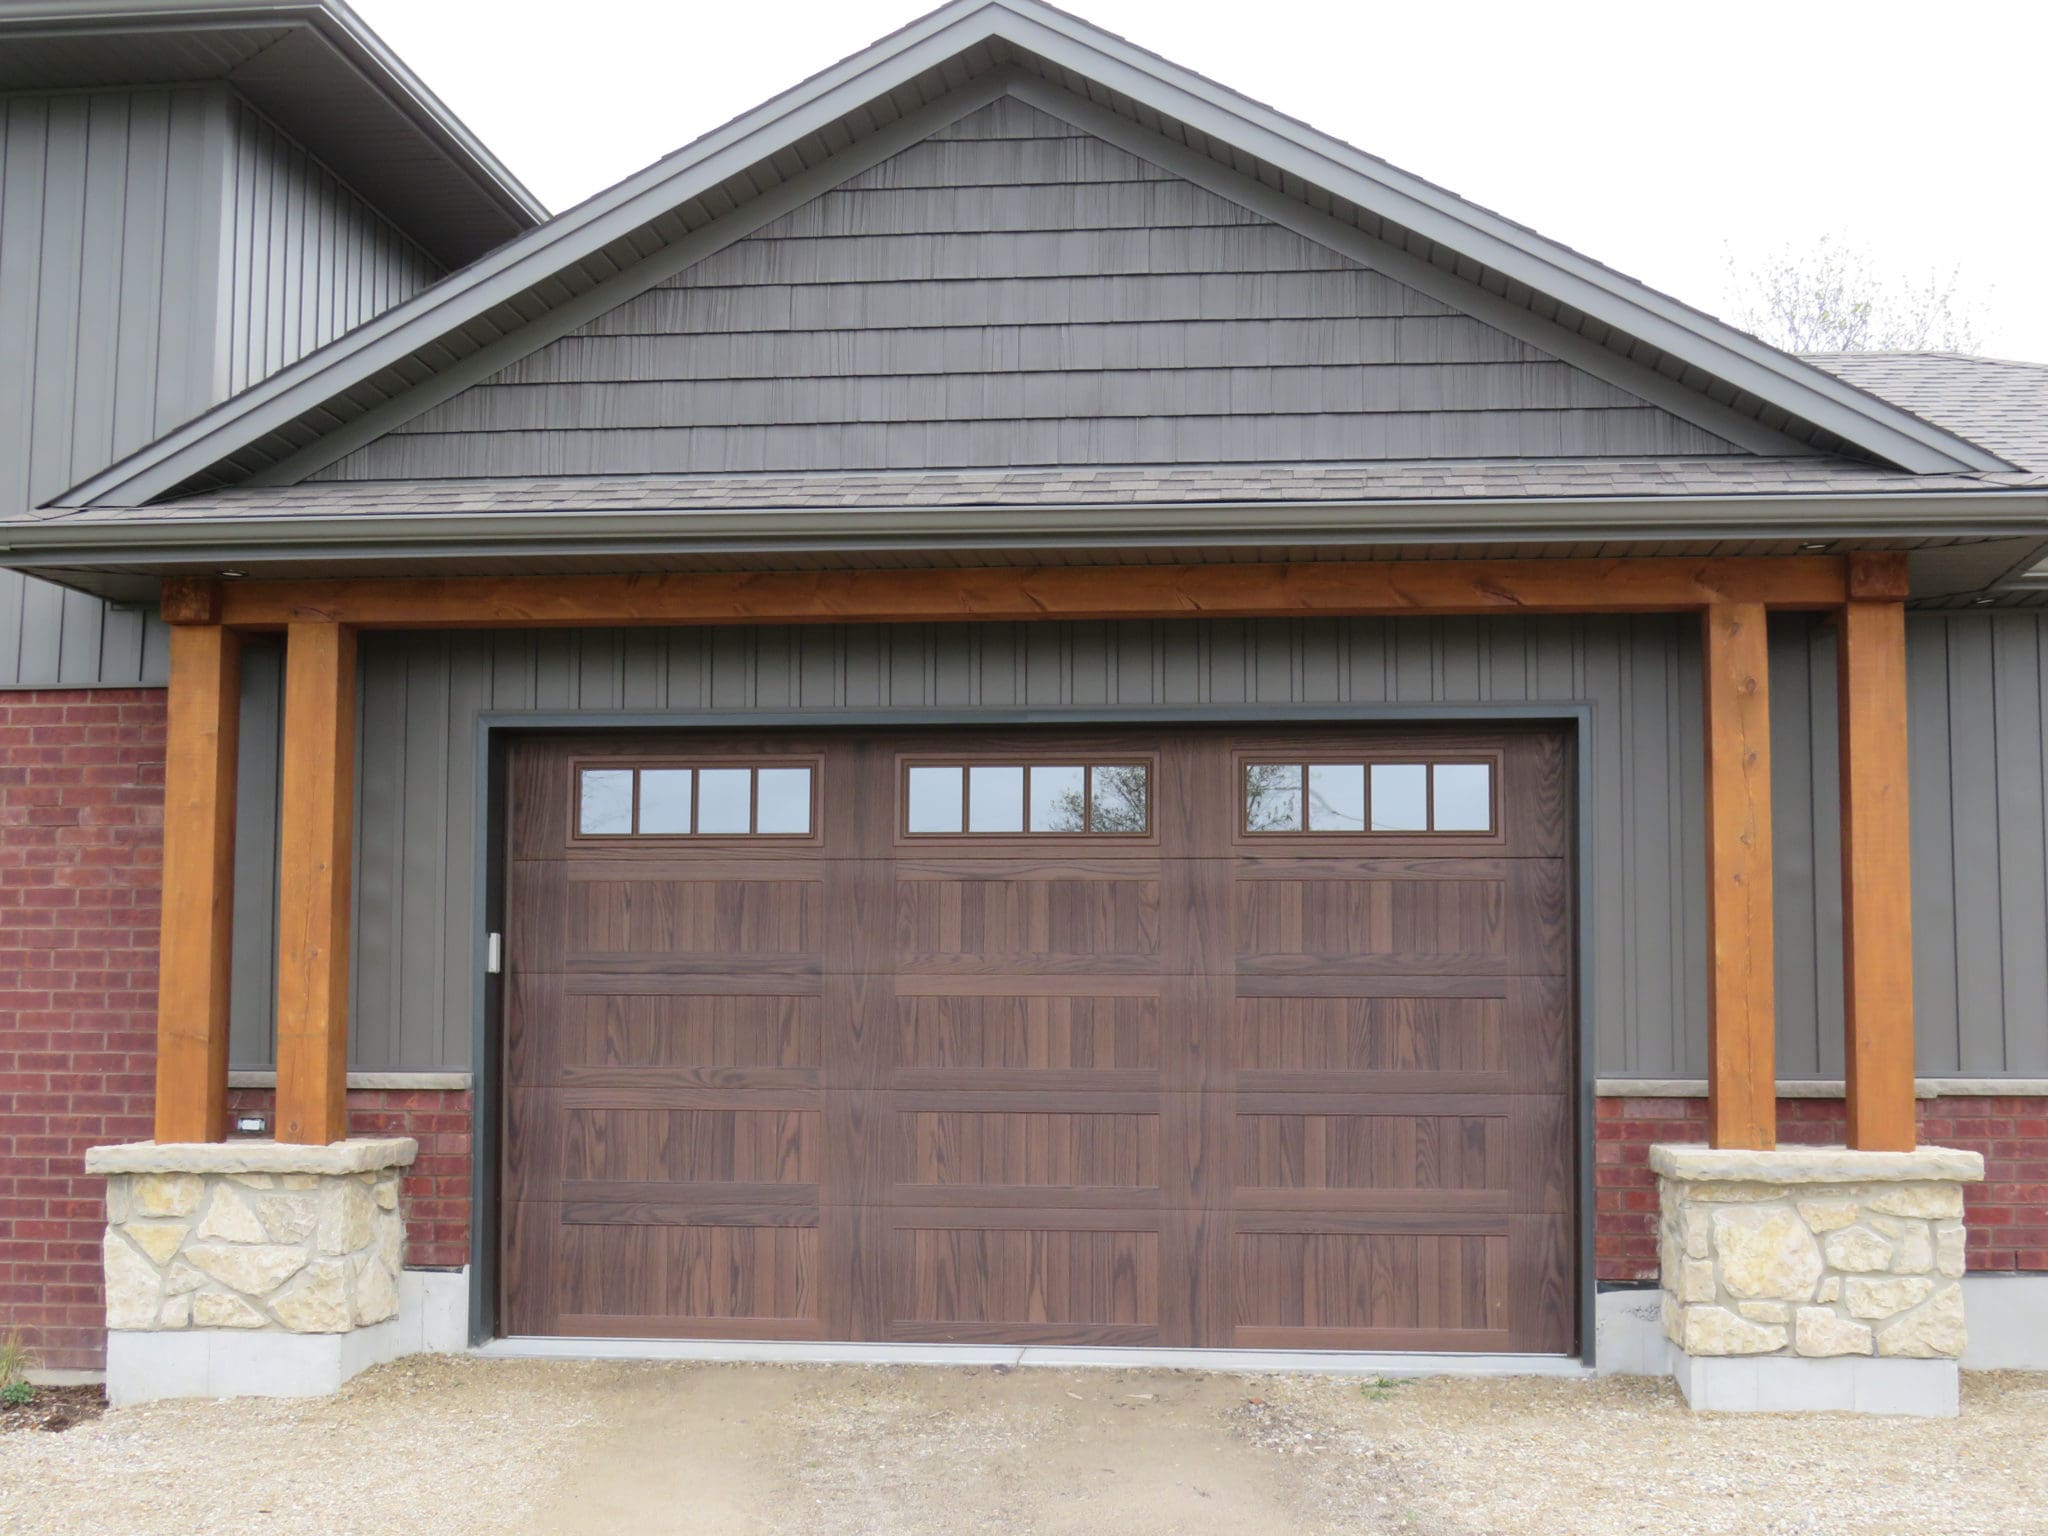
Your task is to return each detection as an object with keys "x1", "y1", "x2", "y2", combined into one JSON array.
[{"x1": 1805, "y1": 353, "x2": 2048, "y2": 474}]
